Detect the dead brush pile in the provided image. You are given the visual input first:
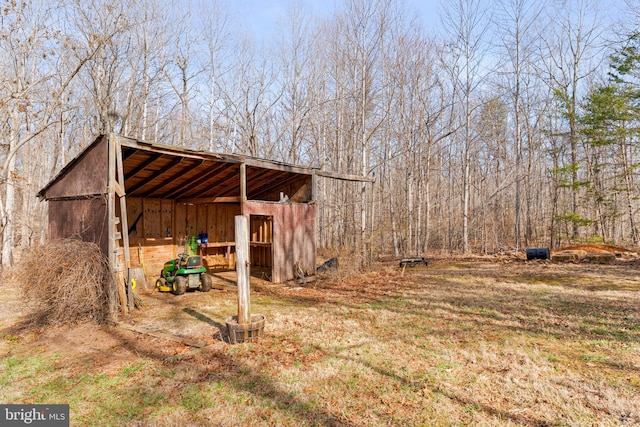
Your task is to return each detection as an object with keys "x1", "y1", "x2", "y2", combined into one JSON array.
[{"x1": 15, "y1": 239, "x2": 117, "y2": 325}]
